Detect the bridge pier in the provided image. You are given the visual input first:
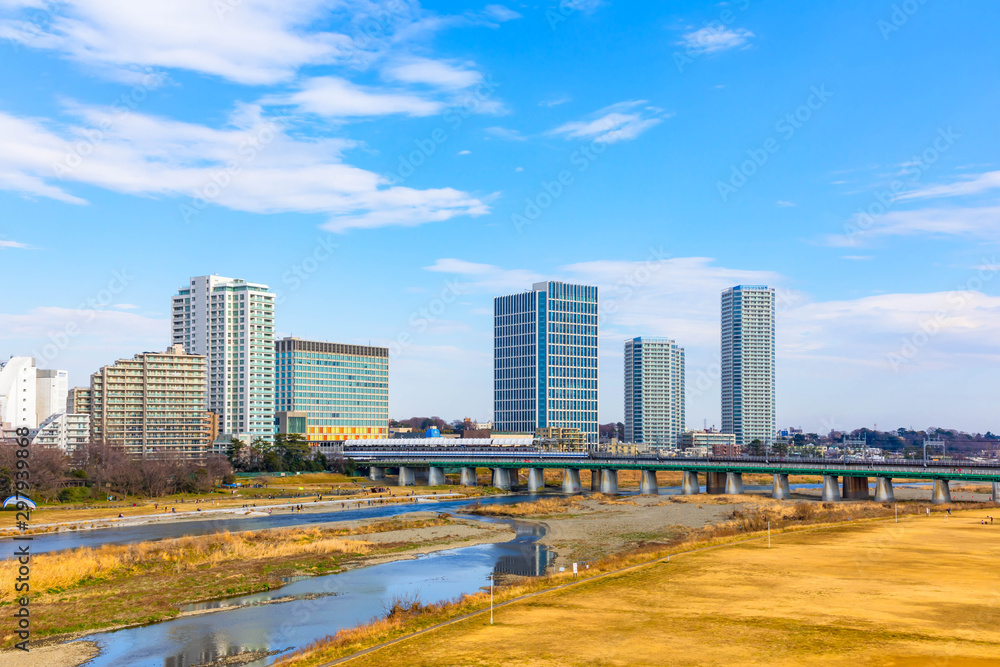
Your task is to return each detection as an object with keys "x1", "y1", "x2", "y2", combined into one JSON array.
[
  {"x1": 508, "y1": 468, "x2": 520, "y2": 490},
  {"x1": 590, "y1": 470, "x2": 601, "y2": 492},
  {"x1": 460, "y1": 467, "x2": 478, "y2": 486},
  {"x1": 875, "y1": 477, "x2": 894, "y2": 502},
  {"x1": 772, "y1": 473, "x2": 791, "y2": 500},
  {"x1": 994, "y1": 482, "x2": 1000, "y2": 503},
  {"x1": 842, "y1": 476, "x2": 870, "y2": 500},
  {"x1": 822, "y1": 475, "x2": 841, "y2": 502},
  {"x1": 681, "y1": 471, "x2": 700, "y2": 495},
  {"x1": 398, "y1": 466, "x2": 416, "y2": 487},
  {"x1": 369, "y1": 466, "x2": 385, "y2": 481},
  {"x1": 528, "y1": 468, "x2": 546, "y2": 493},
  {"x1": 427, "y1": 467, "x2": 446, "y2": 486},
  {"x1": 562, "y1": 468, "x2": 582, "y2": 493},
  {"x1": 492, "y1": 468, "x2": 511, "y2": 491},
  {"x1": 639, "y1": 470, "x2": 658, "y2": 495},
  {"x1": 725, "y1": 472, "x2": 744, "y2": 495},
  {"x1": 706, "y1": 471, "x2": 726, "y2": 495},
  {"x1": 600, "y1": 469, "x2": 619, "y2": 495},
  {"x1": 931, "y1": 479, "x2": 952, "y2": 504}
]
